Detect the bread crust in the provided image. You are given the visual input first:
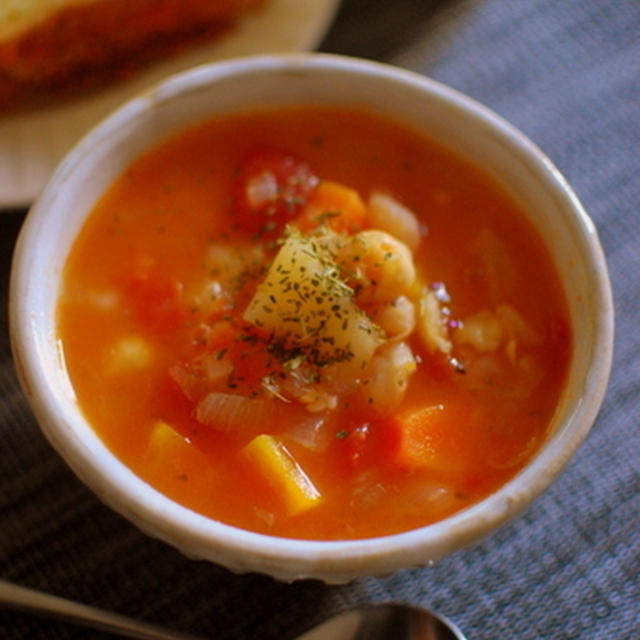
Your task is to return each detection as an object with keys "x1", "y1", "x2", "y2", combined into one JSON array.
[{"x1": 0, "y1": 0, "x2": 266, "y2": 111}]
